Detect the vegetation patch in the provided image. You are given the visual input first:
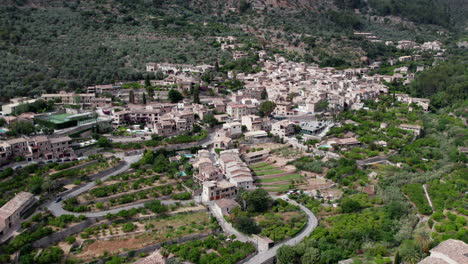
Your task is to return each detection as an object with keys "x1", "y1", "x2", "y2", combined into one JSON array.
[
  {"x1": 163, "y1": 234, "x2": 255, "y2": 264},
  {"x1": 257, "y1": 174, "x2": 302, "y2": 183},
  {"x1": 402, "y1": 183, "x2": 432, "y2": 215}
]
